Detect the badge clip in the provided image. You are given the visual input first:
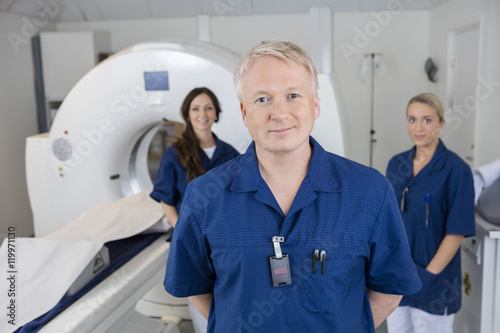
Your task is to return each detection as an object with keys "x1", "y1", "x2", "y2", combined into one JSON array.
[{"x1": 272, "y1": 236, "x2": 284, "y2": 259}]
